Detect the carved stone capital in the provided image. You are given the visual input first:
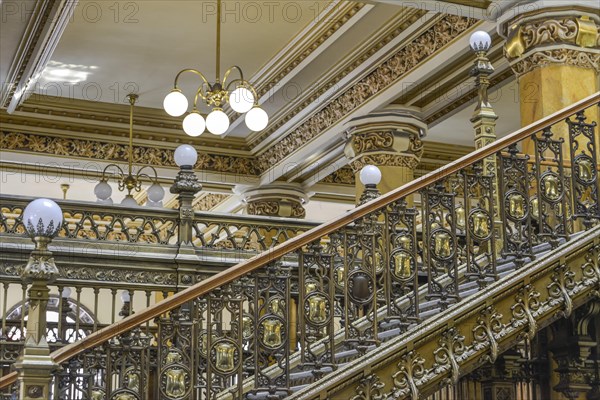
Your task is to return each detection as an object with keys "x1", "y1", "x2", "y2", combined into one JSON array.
[
  {"x1": 344, "y1": 108, "x2": 427, "y2": 172},
  {"x1": 498, "y1": 5, "x2": 600, "y2": 76},
  {"x1": 241, "y1": 183, "x2": 307, "y2": 219}
]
